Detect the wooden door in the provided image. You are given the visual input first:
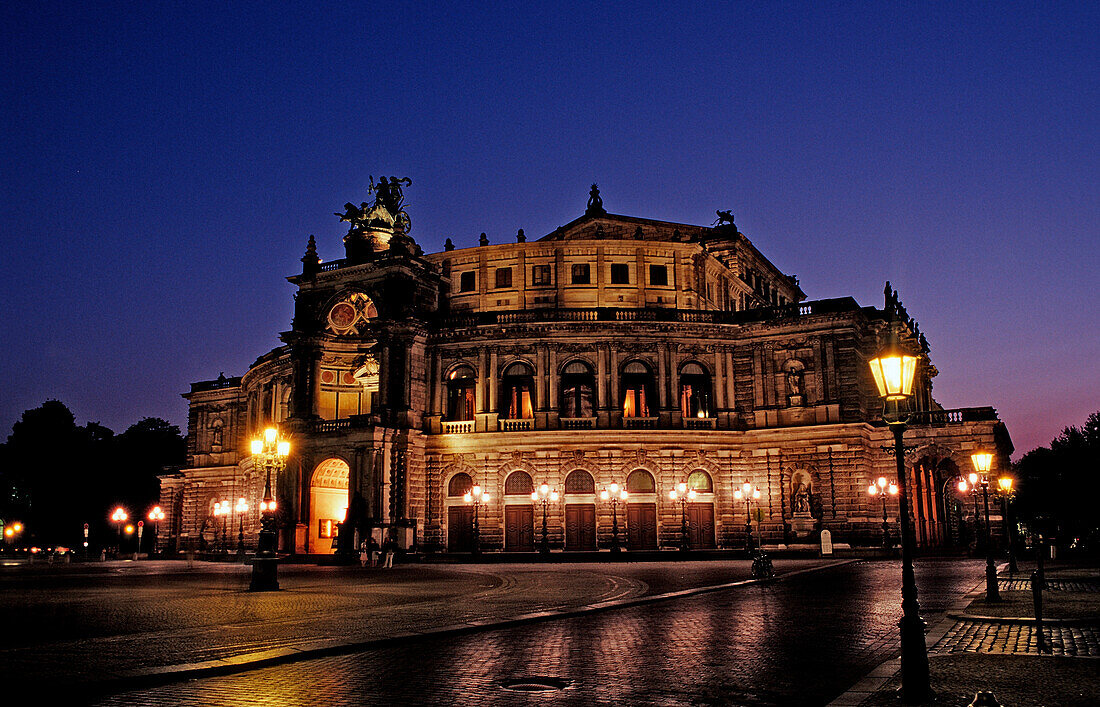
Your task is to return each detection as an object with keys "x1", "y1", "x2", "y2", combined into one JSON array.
[
  {"x1": 565, "y1": 503, "x2": 596, "y2": 550},
  {"x1": 505, "y1": 505, "x2": 535, "y2": 551},
  {"x1": 448, "y1": 506, "x2": 474, "y2": 552},
  {"x1": 626, "y1": 503, "x2": 657, "y2": 550},
  {"x1": 687, "y1": 503, "x2": 716, "y2": 549}
]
